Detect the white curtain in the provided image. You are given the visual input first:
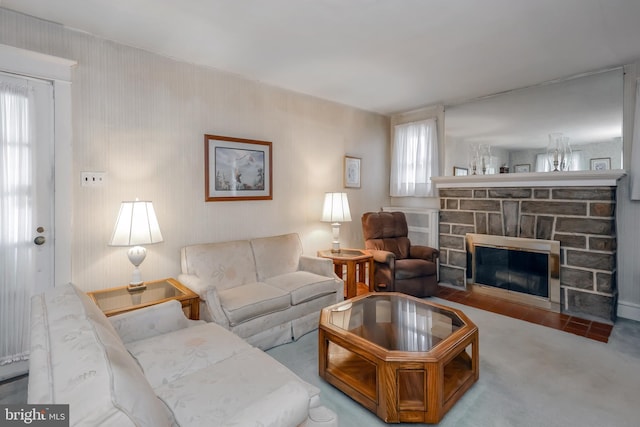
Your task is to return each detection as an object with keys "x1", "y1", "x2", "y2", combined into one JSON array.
[
  {"x1": 390, "y1": 118, "x2": 439, "y2": 197},
  {"x1": 630, "y1": 78, "x2": 640, "y2": 200},
  {"x1": 0, "y1": 78, "x2": 35, "y2": 365},
  {"x1": 535, "y1": 153, "x2": 548, "y2": 172},
  {"x1": 535, "y1": 150, "x2": 584, "y2": 172}
]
